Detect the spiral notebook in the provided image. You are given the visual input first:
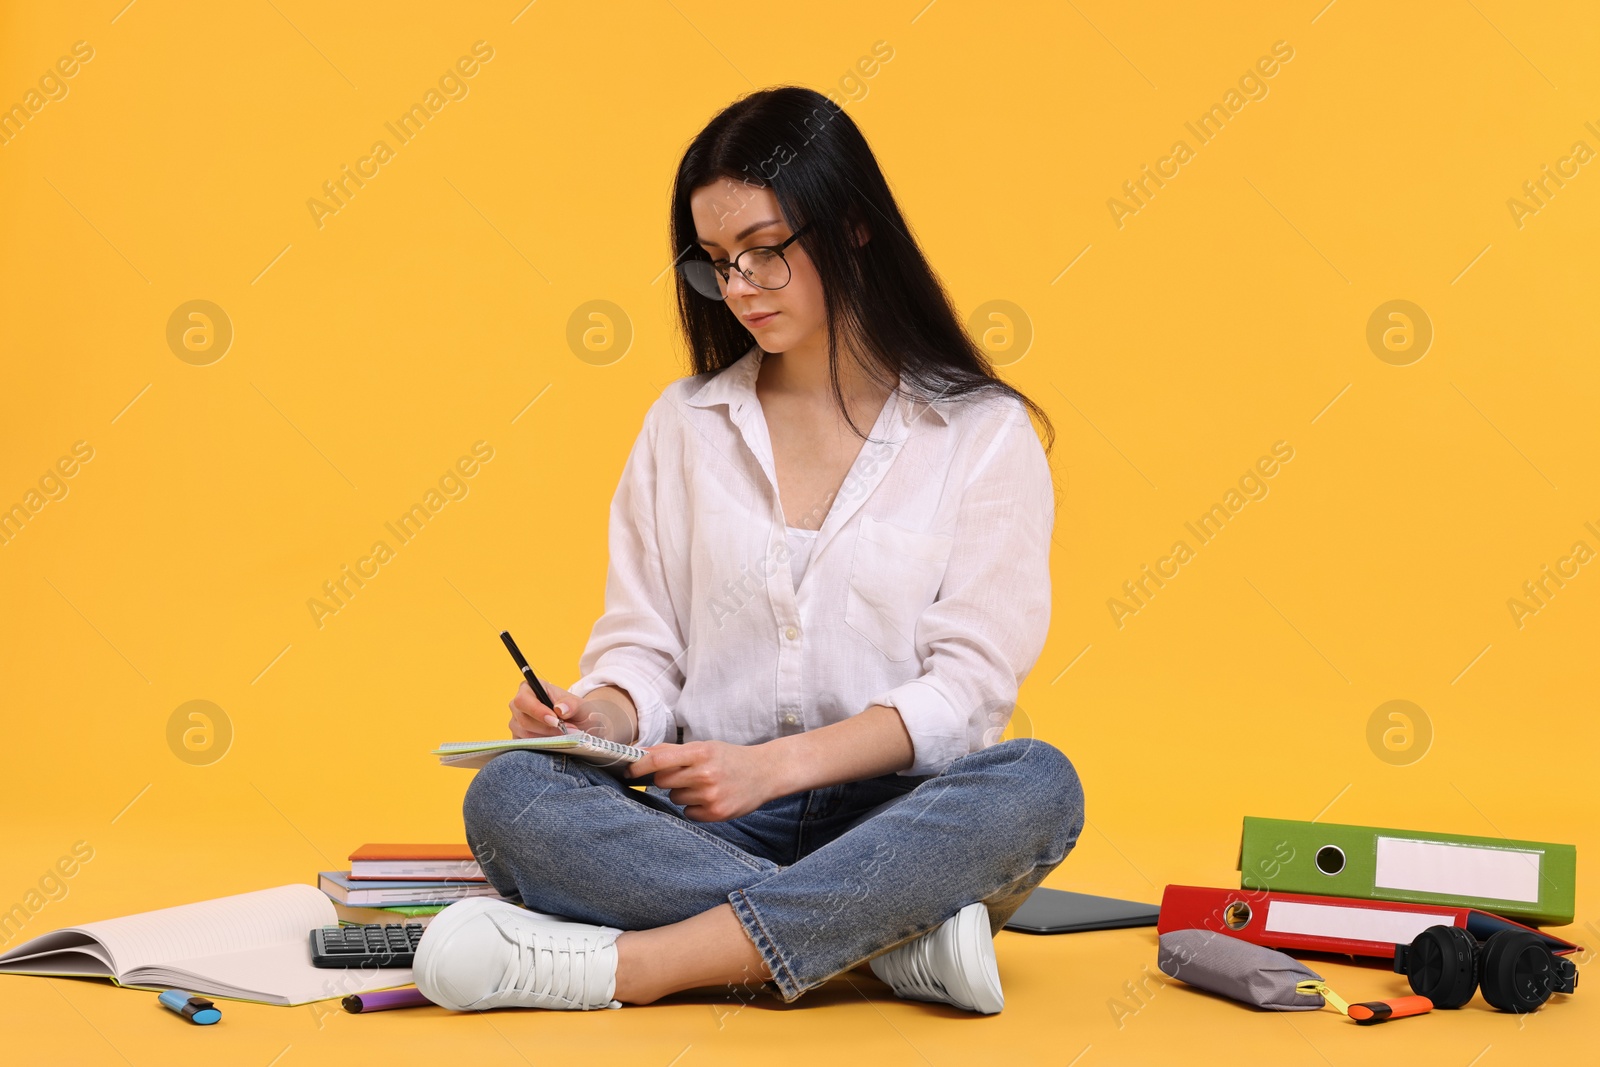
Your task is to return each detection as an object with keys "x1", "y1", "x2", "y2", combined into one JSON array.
[
  {"x1": 0, "y1": 883, "x2": 411, "y2": 1005},
  {"x1": 433, "y1": 729, "x2": 647, "y2": 771}
]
